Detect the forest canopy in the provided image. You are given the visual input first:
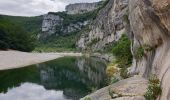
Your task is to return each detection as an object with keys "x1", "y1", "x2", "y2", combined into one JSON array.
[{"x1": 0, "y1": 17, "x2": 36, "y2": 52}]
